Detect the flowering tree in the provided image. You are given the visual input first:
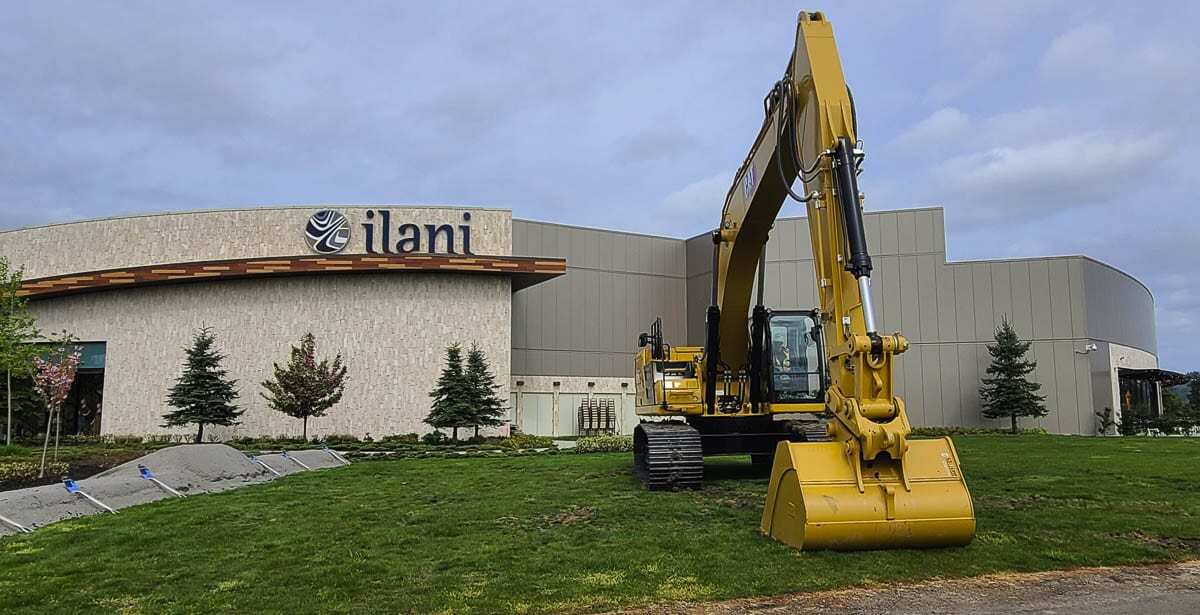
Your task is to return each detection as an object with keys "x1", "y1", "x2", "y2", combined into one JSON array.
[
  {"x1": 32, "y1": 333, "x2": 80, "y2": 477},
  {"x1": 260, "y1": 332, "x2": 348, "y2": 440}
]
